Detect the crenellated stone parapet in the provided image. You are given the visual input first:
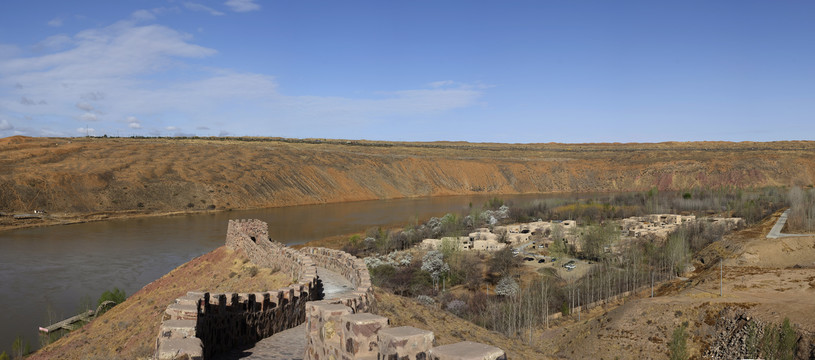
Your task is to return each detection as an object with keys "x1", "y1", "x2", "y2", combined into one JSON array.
[
  {"x1": 226, "y1": 219, "x2": 310, "y2": 280},
  {"x1": 300, "y1": 247, "x2": 374, "y2": 313},
  {"x1": 155, "y1": 220, "x2": 505, "y2": 359},
  {"x1": 155, "y1": 219, "x2": 320, "y2": 359},
  {"x1": 303, "y1": 302, "x2": 506, "y2": 360}
]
